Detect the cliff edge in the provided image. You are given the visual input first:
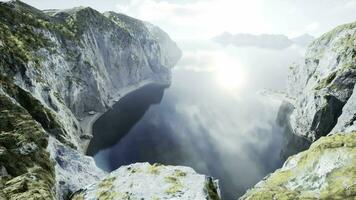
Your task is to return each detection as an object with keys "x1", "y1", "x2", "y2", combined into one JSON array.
[
  {"x1": 0, "y1": 1, "x2": 220, "y2": 200},
  {"x1": 240, "y1": 21, "x2": 356, "y2": 200}
]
